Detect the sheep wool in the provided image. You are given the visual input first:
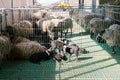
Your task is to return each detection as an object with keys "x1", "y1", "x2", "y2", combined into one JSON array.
[
  {"x1": 12, "y1": 20, "x2": 33, "y2": 38},
  {"x1": 103, "y1": 24, "x2": 120, "y2": 47},
  {"x1": 12, "y1": 37, "x2": 31, "y2": 44},
  {"x1": 9, "y1": 41, "x2": 47, "y2": 60},
  {"x1": 0, "y1": 35, "x2": 11, "y2": 64},
  {"x1": 90, "y1": 17, "x2": 112, "y2": 34}
]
